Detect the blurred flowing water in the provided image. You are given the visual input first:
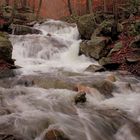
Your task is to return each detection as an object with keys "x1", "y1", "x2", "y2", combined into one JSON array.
[{"x1": 0, "y1": 20, "x2": 140, "y2": 140}]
